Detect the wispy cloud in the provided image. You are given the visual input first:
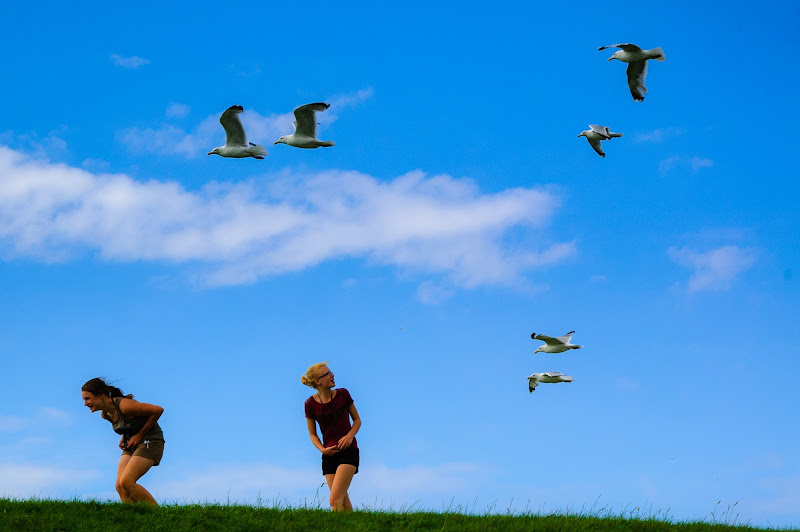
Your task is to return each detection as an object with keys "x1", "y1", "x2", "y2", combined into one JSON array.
[
  {"x1": 0, "y1": 408, "x2": 73, "y2": 432},
  {"x1": 0, "y1": 415, "x2": 27, "y2": 432},
  {"x1": 668, "y1": 245, "x2": 757, "y2": 292},
  {"x1": 659, "y1": 156, "x2": 714, "y2": 176},
  {"x1": 153, "y1": 463, "x2": 319, "y2": 503},
  {"x1": 0, "y1": 147, "x2": 574, "y2": 290},
  {"x1": 633, "y1": 127, "x2": 686, "y2": 143},
  {"x1": 118, "y1": 88, "x2": 374, "y2": 159},
  {"x1": 753, "y1": 474, "x2": 800, "y2": 516},
  {"x1": 110, "y1": 54, "x2": 150, "y2": 69},
  {"x1": 416, "y1": 280, "x2": 455, "y2": 304},
  {"x1": 165, "y1": 102, "x2": 191, "y2": 118},
  {"x1": 0, "y1": 463, "x2": 101, "y2": 498},
  {"x1": 151, "y1": 461, "x2": 487, "y2": 507},
  {"x1": 0, "y1": 128, "x2": 69, "y2": 161}
]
